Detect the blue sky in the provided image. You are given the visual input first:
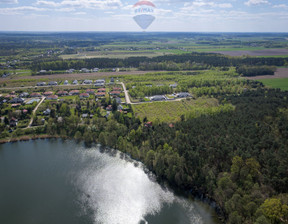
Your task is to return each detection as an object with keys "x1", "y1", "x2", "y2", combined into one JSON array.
[{"x1": 0, "y1": 0, "x2": 287, "y2": 32}]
